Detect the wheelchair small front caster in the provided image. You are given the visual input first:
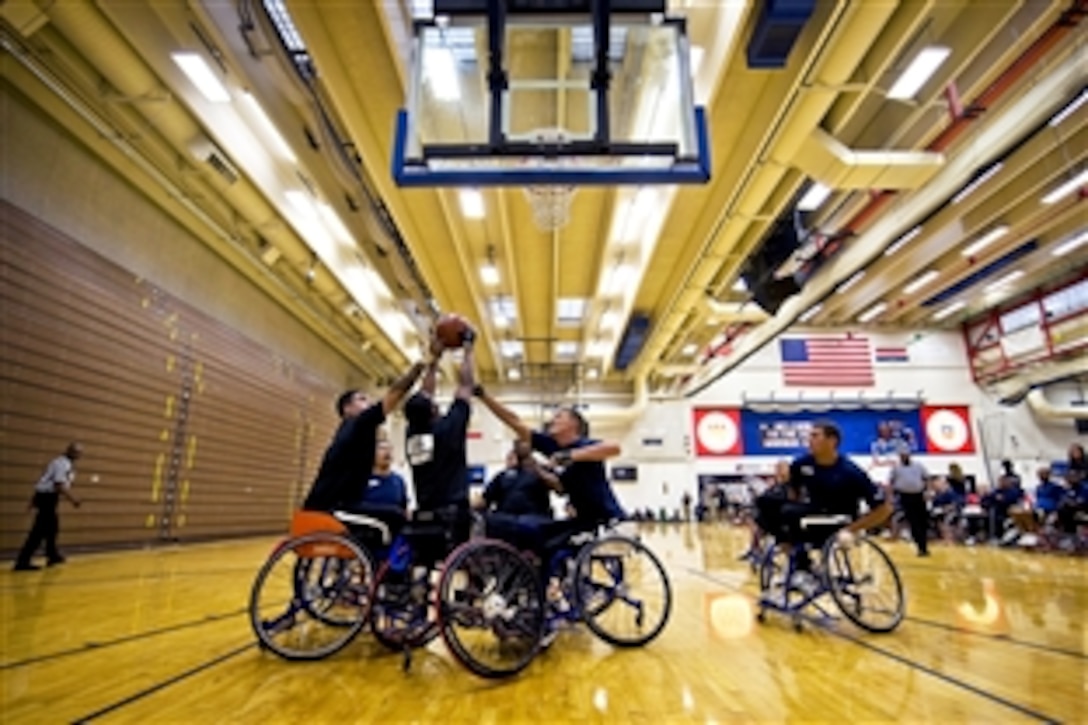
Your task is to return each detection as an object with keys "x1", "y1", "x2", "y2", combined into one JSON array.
[
  {"x1": 756, "y1": 609, "x2": 766, "y2": 623},
  {"x1": 402, "y1": 648, "x2": 412, "y2": 673},
  {"x1": 793, "y1": 617, "x2": 803, "y2": 633}
]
